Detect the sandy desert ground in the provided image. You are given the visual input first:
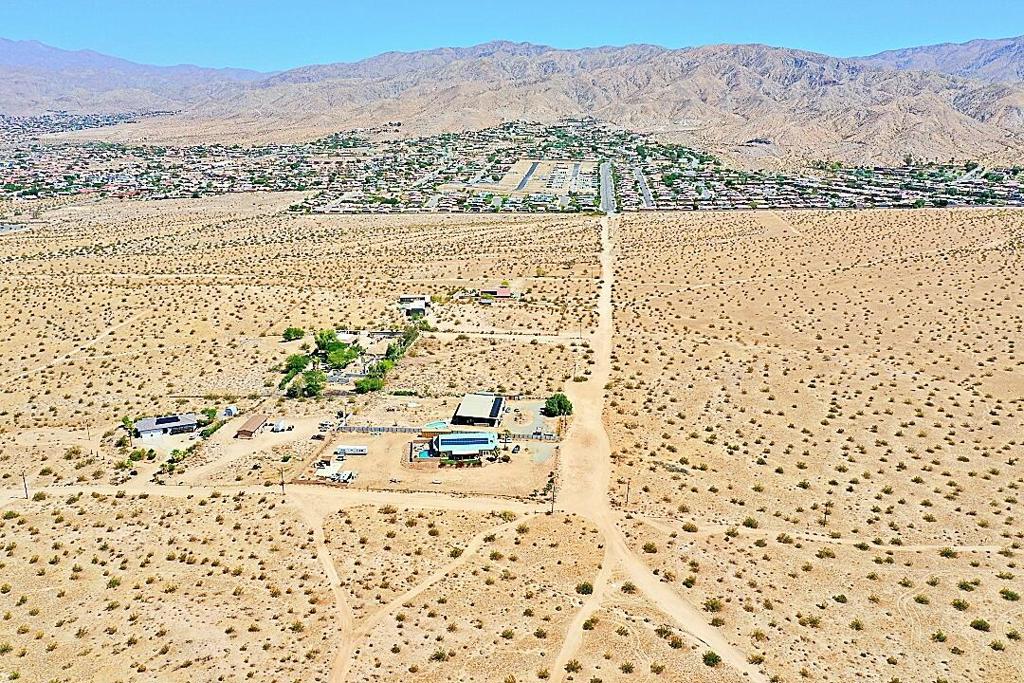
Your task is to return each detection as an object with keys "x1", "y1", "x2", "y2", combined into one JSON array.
[{"x1": 1, "y1": 197, "x2": 1022, "y2": 682}]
